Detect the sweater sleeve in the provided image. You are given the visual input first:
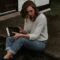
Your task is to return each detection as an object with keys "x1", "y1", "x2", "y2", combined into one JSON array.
[
  {"x1": 24, "y1": 19, "x2": 29, "y2": 33},
  {"x1": 28, "y1": 14, "x2": 47, "y2": 40}
]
